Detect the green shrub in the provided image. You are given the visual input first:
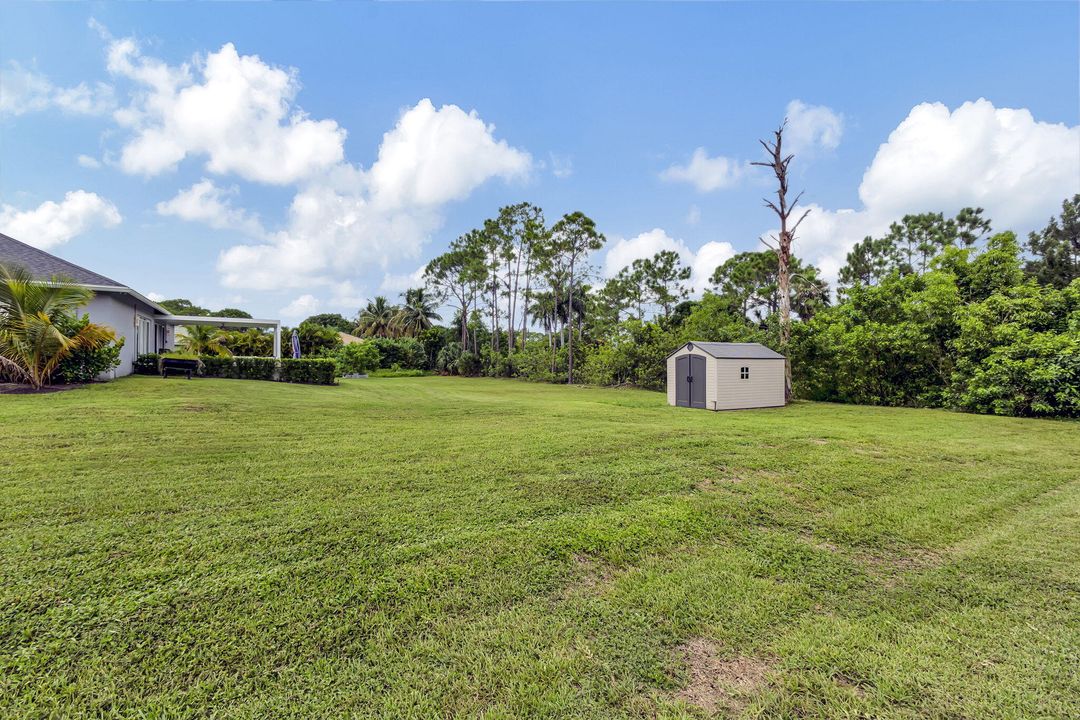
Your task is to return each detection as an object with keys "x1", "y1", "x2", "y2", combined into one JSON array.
[
  {"x1": 368, "y1": 337, "x2": 426, "y2": 369},
  {"x1": 134, "y1": 353, "x2": 161, "y2": 375},
  {"x1": 454, "y1": 351, "x2": 482, "y2": 377},
  {"x1": 510, "y1": 342, "x2": 566, "y2": 383},
  {"x1": 181, "y1": 356, "x2": 336, "y2": 385},
  {"x1": 334, "y1": 342, "x2": 380, "y2": 375},
  {"x1": 436, "y1": 342, "x2": 463, "y2": 374},
  {"x1": 485, "y1": 351, "x2": 515, "y2": 378},
  {"x1": 234, "y1": 356, "x2": 277, "y2": 381},
  {"x1": 53, "y1": 315, "x2": 124, "y2": 383},
  {"x1": 199, "y1": 355, "x2": 237, "y2": 379},
  {"x1": 578, "y1": 343, "x2": 621, "y2": 387},
  {"x1": 278, "y1": 358, "x2": 337, "y2": 385}
]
